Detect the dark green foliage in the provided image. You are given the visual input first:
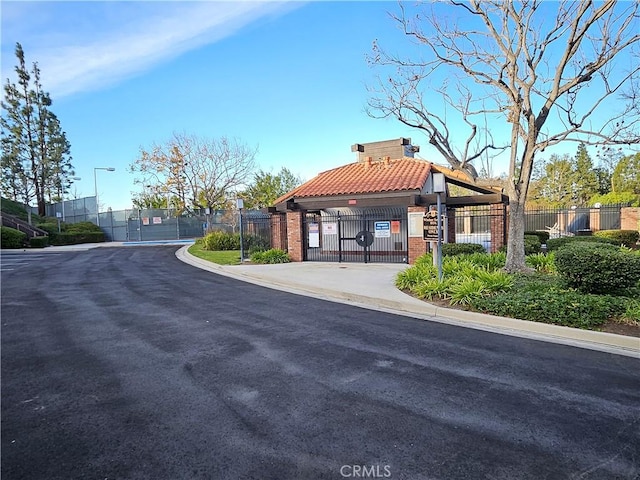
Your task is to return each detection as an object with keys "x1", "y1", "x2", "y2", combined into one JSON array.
[
  {"x1": 35, "y1": 222, "x2": 60, "y2": 234},
  {"x1": 554, "y1": 243, "x2": 640, "y2": 294},
  {"x1": 524, "y1": 231, "x2": 550, "y2": 244},
  {"x1": 593, "y1": 229, "x2": 639, "y2": 248},
  {"x1": 1, "y1": 226, "x2": 26, "y2": 248},
  {"x1": 202, "y1": 230, "x2": 241, "y2": 251},
  {"x1": 245, "y1": 234, "x2": 270, "y2": 254},
  {"x1": 472, "y1": 288, "x2": 626, "y2": 329},
  {"x1": 0, "y1": 197, "x2": 43, "y2": 223},
  {"x1": 29, "y1": 236, "x2": 49, "y2": 248},
  {"x1": 49, "y1": 232, "x2": 105, "y2": 245},
  {"x1": 524, "y1": 235, "x2": 541, "y2": 255},
  {"x1": 442, "y1": 243, "x2": 486, "y2": 256},
  {"x1": 546, "y1": 235, "x2": 619, "y2": 251},
  {"x1": 250, "y1": 248, "x2": 290, "y2": 264},
  {"x1": 66, "y1": 221, "x2": 102, "y2": 233}
]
